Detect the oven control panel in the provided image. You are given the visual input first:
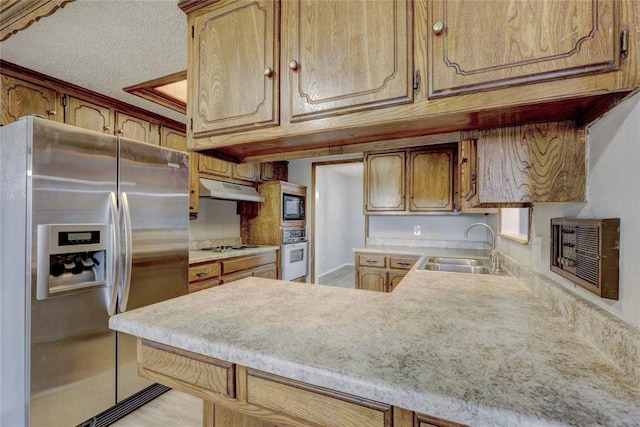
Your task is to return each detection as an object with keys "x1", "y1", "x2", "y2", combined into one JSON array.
[{"x1": 282, "y1": 228, "x2": 307, "y2": 244}]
